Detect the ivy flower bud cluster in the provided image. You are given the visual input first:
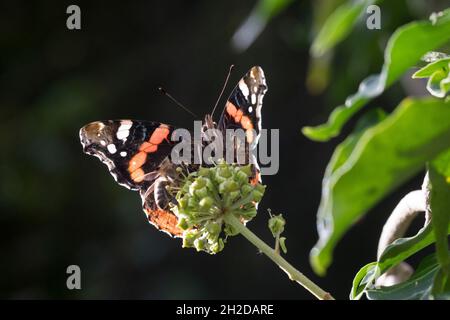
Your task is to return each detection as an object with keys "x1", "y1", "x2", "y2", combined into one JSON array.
[{"x1": 170, "y1": 160, "x2": 266, "y2": 254}]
